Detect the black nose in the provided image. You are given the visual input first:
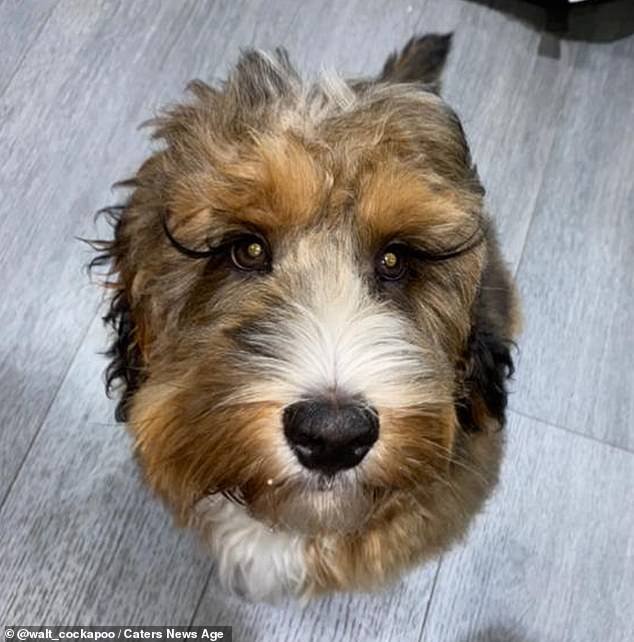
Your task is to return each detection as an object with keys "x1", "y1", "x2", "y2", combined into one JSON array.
[{"x1": 283, "y1": 398, "x2": 379, "y2": 475}]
